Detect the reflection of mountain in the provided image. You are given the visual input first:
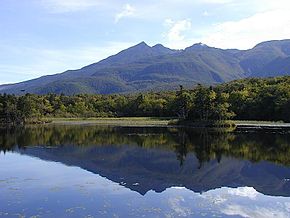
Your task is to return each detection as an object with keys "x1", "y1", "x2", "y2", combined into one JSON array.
[
  {"x1": 17, "y1": 143, "x2": 290, "y2": 197},
  {"x1": 1, "y1": 125, "x2": 290, "y2": 197}
]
